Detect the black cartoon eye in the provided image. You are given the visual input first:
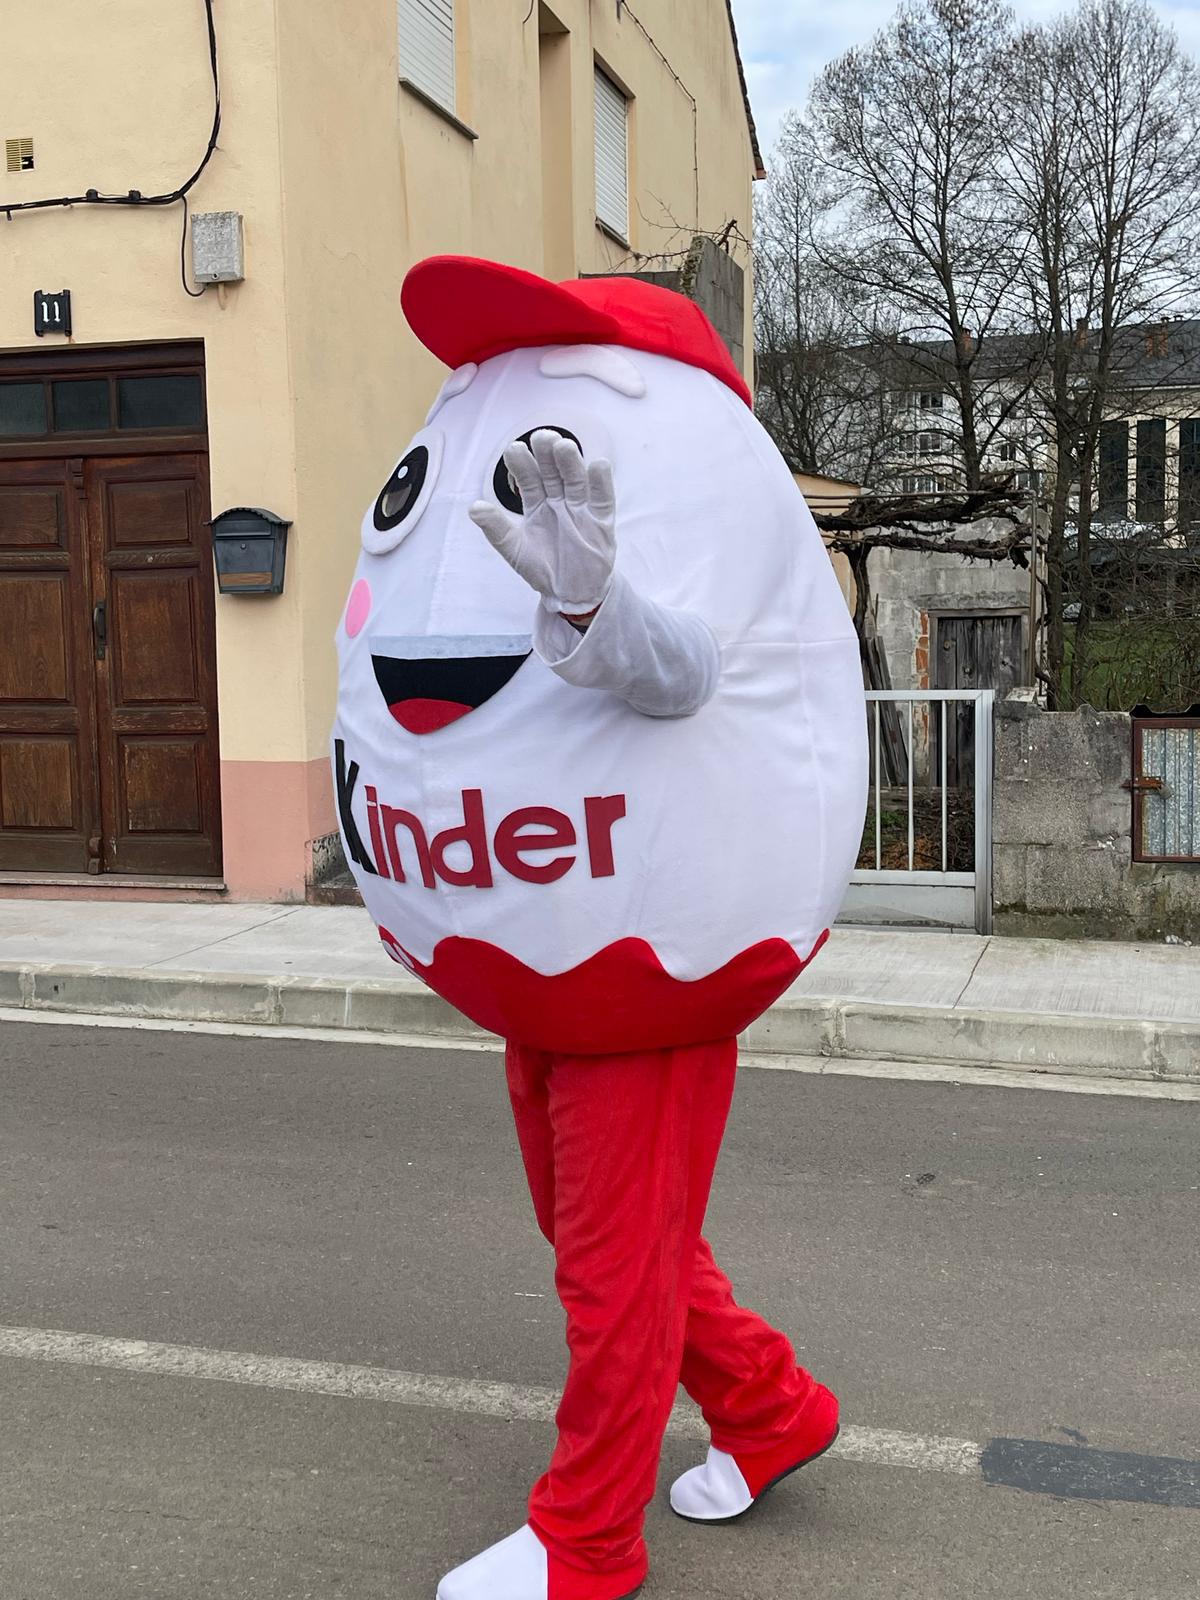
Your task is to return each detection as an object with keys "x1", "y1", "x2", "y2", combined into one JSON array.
[
  {"x1": 374, "y1": 445, "x2": 430, "y2": 532},
  {"x1": 493, "y1": 426, "x2": 583, "y2": 513},
  {"x1": 362, "y1": 431, "x2": 444, "y2": 558}
]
